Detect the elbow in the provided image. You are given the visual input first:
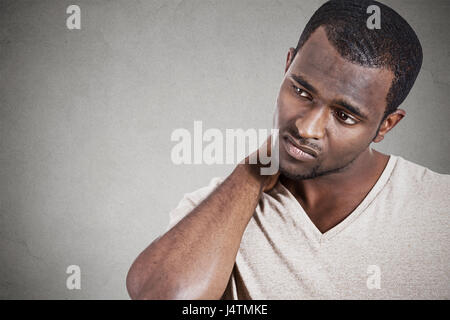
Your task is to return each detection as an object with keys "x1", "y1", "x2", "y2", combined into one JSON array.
[
  {"x1": 126, "y1": 264, "x2": 144, "y2": 300},
  {"x1": 126, "y1": 263, "x2": 162, "y2": 300},
  {"x1": 126, "y1": 267, "x2": 189, "y2": 300}
]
